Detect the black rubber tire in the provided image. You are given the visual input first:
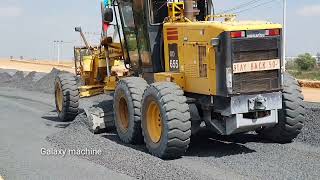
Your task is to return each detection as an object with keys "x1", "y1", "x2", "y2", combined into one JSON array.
[
  {"x1": 113, "y1": 77, "x2": 148, "y2": 144},
  {"x1": 141, "y1": 82, "x2": 191, "y2": 159},
  {"x1": 258, "y1": 74, "x2": 305, "y2": 143},
  {"x1": 54, "y1": 73, "x2": 80, "y2": 122}
]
